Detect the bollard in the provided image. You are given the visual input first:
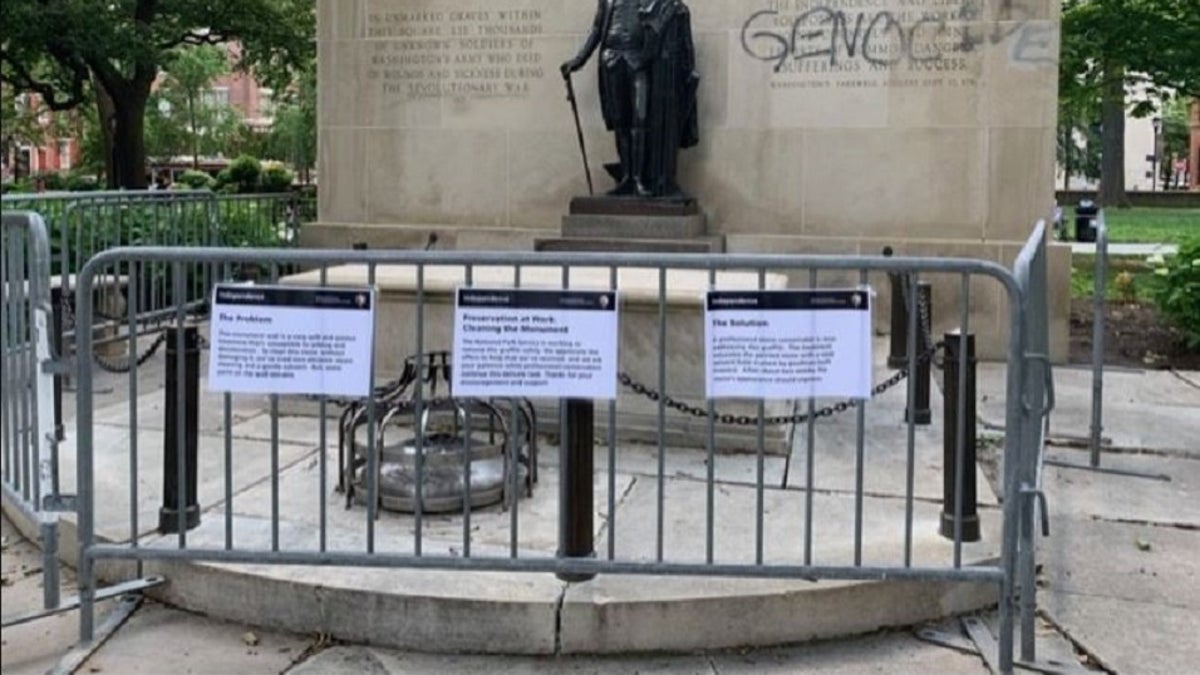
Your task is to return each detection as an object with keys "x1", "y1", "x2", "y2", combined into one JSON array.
[
  {"x1": 905, "y1": 282, "x2": 932, "y2": 426},
  {"x1": 940, "y1": 330, "x2": 980, "y2": 542},
  {"x1": 158, "y1": 325, "x2": 201, "y2": 534},
  {"x1": 557, "y1": 399, "x2": 595, "y2": 581}
]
